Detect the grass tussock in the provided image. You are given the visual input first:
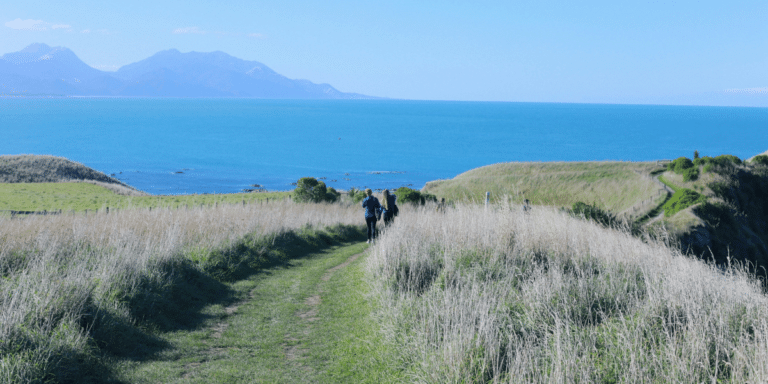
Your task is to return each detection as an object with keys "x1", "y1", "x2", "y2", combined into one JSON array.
[
  {"x1": 368, "y1": 202, "x2": 768, "y2": 383},
  {"x1": 0, "y1": 199, "x2": 362, "y2": 383}
]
